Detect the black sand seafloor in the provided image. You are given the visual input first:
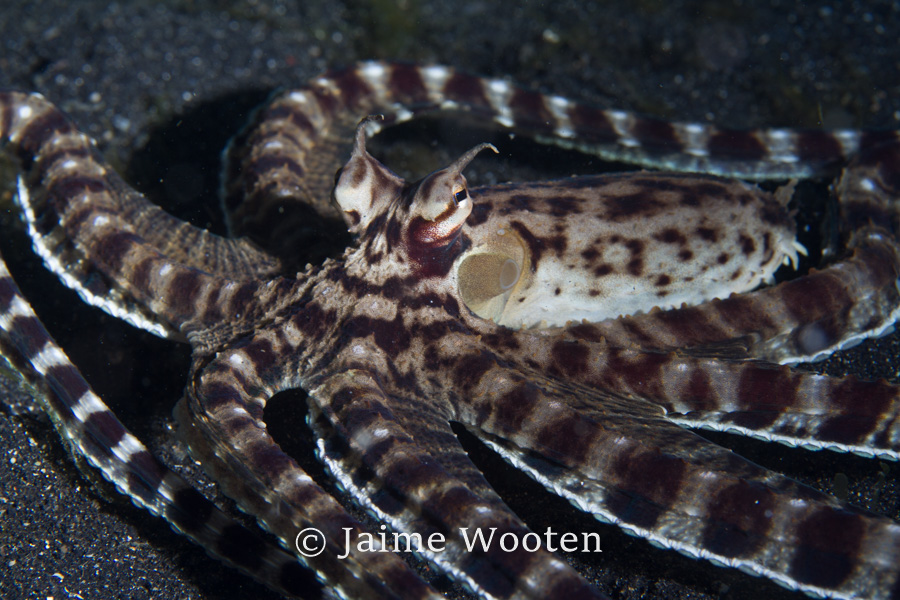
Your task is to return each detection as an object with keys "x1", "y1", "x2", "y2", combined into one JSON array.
[{"x1": 1, "y1": 1, "x2": 899, "y2": 599}]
